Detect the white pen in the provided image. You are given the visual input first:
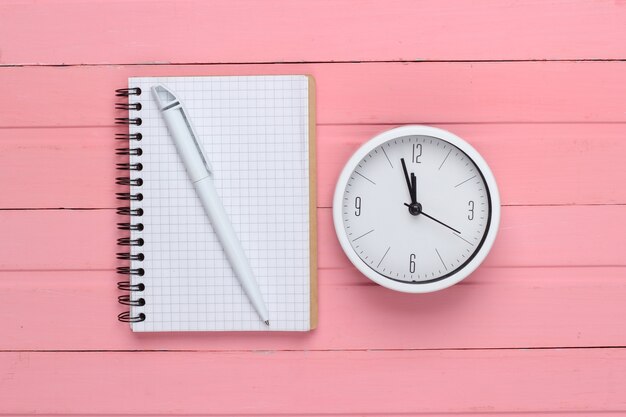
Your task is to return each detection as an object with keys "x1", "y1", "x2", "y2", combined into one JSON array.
[{"x1": 151, "y1": 84, "x2": 270, "y2": 326}]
